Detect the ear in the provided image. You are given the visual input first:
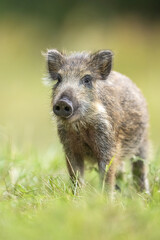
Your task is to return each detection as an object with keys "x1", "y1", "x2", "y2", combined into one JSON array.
[
  {"x1": 90, "y1": 50, "x2": 113, "y2": 79},
  {"x1": 47, "y1": 49, "x2": 64, "y2": 79}
]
